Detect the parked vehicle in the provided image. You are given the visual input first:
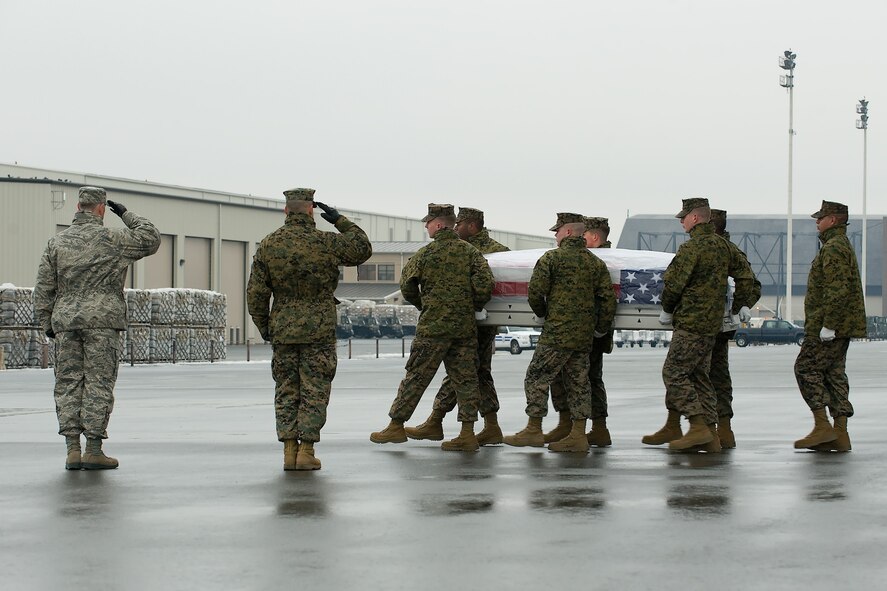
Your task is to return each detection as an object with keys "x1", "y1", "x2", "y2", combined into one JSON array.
[
  {"x1": 733, "y1": 319, "x2": 805, "y2": 347},
  {"x1": 494, "y1": 326, "x2": 541, "y2": 355},
  {"x1": 373, "y1": 305, "x2": 404, "y2": 338},
  {"x1": 335, "y1": 313, "x2": 354, "y2": 339}
]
